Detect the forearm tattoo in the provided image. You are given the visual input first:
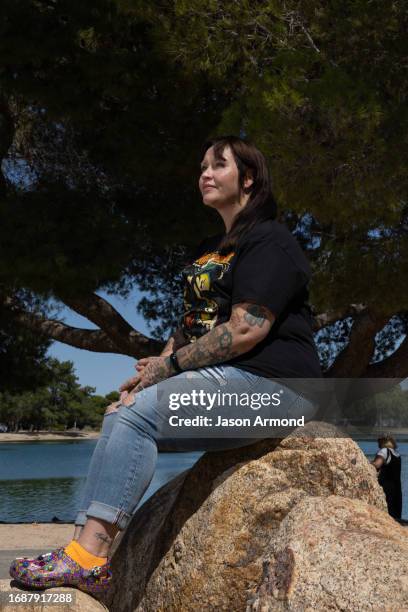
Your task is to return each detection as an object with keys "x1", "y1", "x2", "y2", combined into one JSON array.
[
  {"x1": 177, "y1": 323, "x2": 241, "y2": 370},
  {"x1": 140, "y1": 357, "x2": 173, "y2": 387}
]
